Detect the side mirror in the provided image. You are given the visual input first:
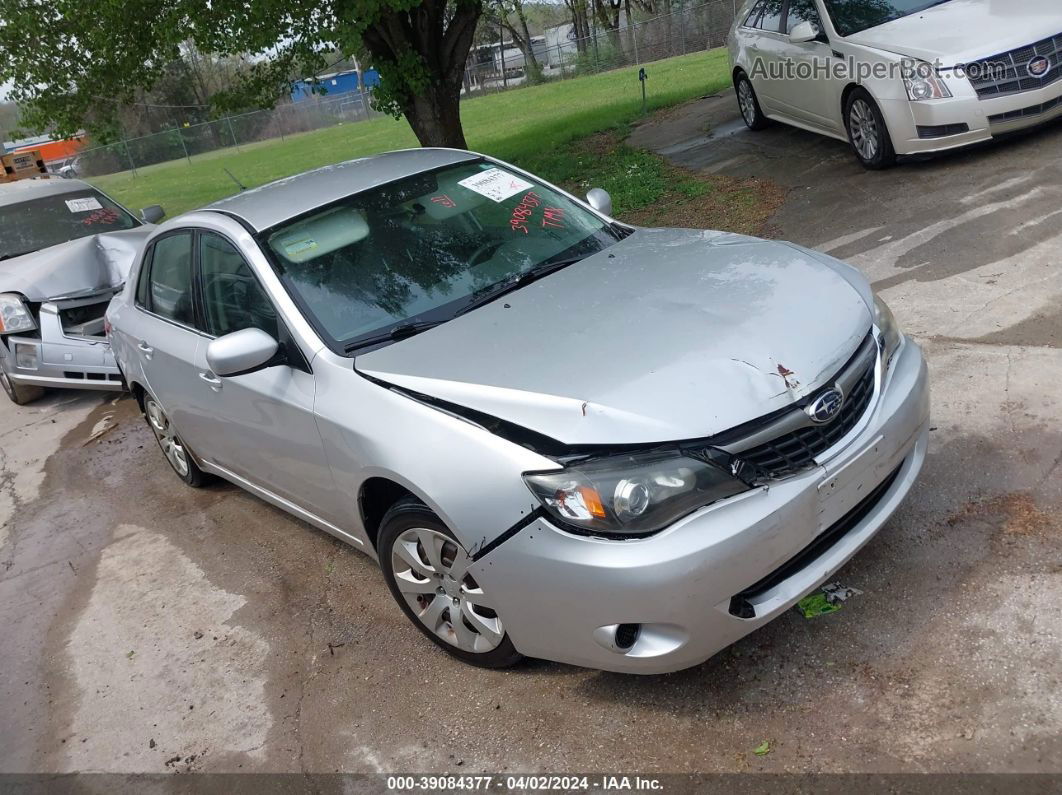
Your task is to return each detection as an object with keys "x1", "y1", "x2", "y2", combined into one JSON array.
[
  {"x1": 586, "y1": 188, "x2": 613, "y2": 217},
  {"x1": 789, "y1": 20, "x2": 822, "y2": 43},
  {"x1": 206, "y1": 328, "x2": 280, "y2": 377},
  {"x1": 140, "y1": 205, "x2": 165, "y2": 224}
]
